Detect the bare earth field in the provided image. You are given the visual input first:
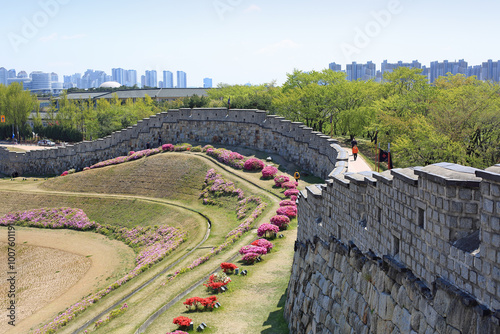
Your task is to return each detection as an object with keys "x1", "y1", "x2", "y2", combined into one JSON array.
[{"x1": 0, "y1": 227, "x2": 136, "y2": 334}]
